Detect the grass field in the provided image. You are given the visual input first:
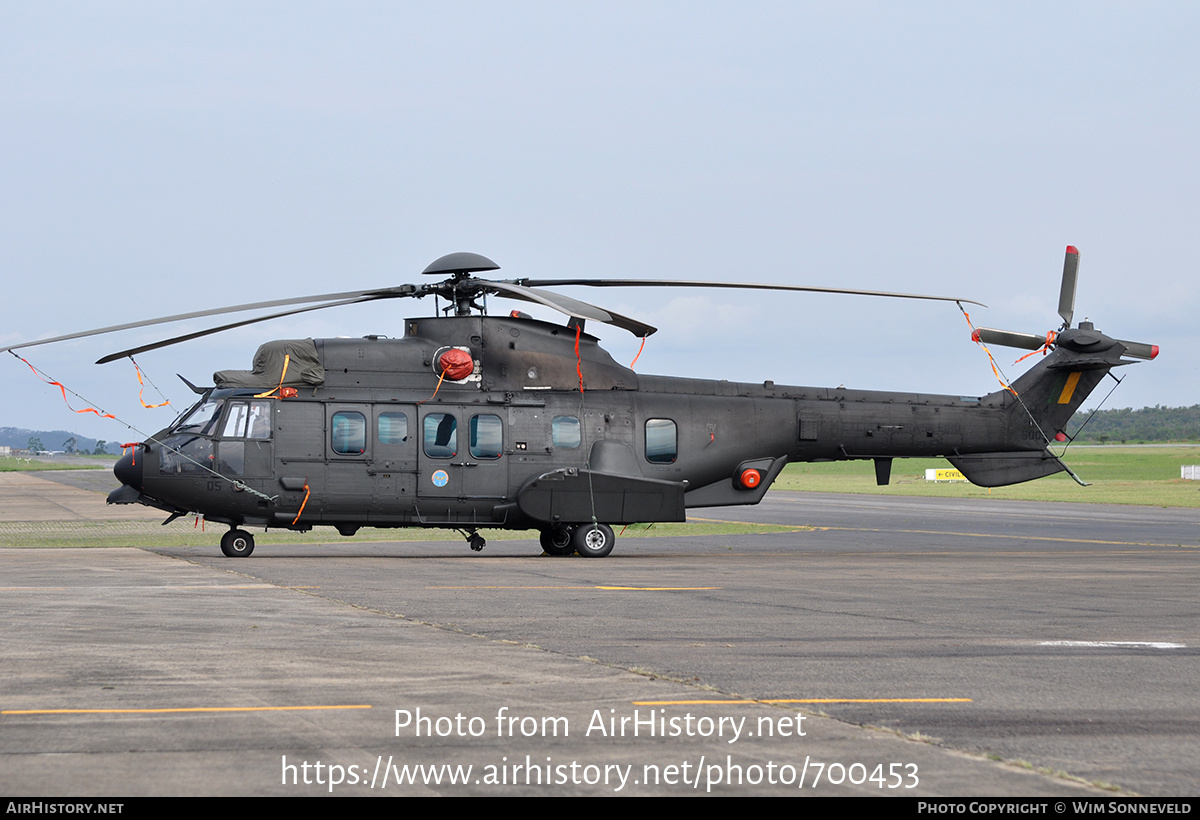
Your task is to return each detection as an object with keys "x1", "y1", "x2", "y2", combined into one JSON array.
[
  {"x1": 0, "y1": 456, "x2": 100, "y2": 472},
  {"x1": 774, "y1": 445, "x2": 1200, "y2": 507}
]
